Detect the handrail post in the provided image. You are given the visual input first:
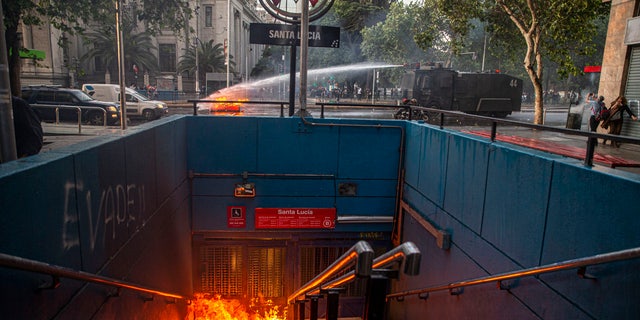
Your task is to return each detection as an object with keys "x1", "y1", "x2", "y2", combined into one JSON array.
[
  {"x1": 584, "y1": 137, "x2": 596, "y2": 166},
  {"x1": 77, "y1": 107, "x2": 82, "y2": 134},
  {"x1": 364, "y1": 269, "x2": 397, "y2": 320},
  {"x1": 296, "y1": 299, "x2": 306, "y2": 320},
  {"x1": 490, "y1": 121, "x2": 497, "y2": 141},
  {"x1": 280, "y1": 103, "x2": 285, "y2": 118},
  {"x1": 320, "y1": 103, "x2": 325, "y2": 119},
  {"x1": 321, "y1": 288, "x2": 345, "y2": 320},
  {"x1": 193, "y1": 100, "x2": 198, "y2": 116},
  {"x1": 307, "y1": 294, "x2": 322, "y2": 320}
]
